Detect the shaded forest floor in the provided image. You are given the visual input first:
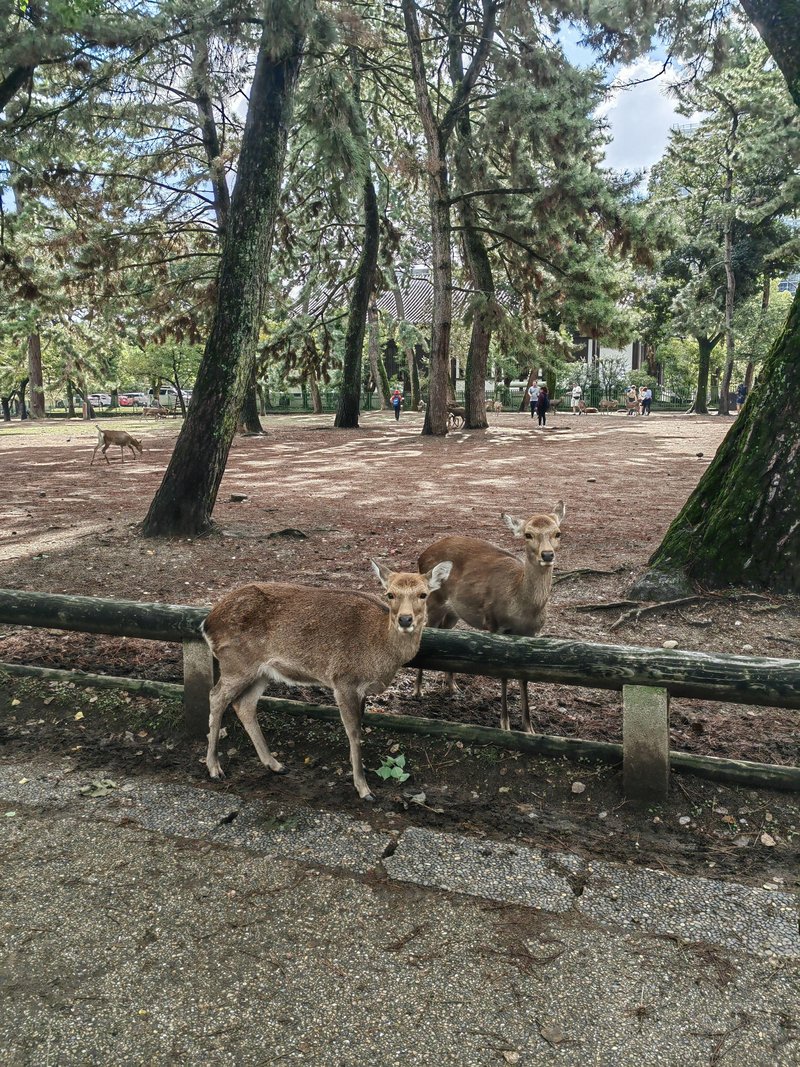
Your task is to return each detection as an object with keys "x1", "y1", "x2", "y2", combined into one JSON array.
[{"x1": 0, "y1": 410, "x2": 797, "y2": 885}]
